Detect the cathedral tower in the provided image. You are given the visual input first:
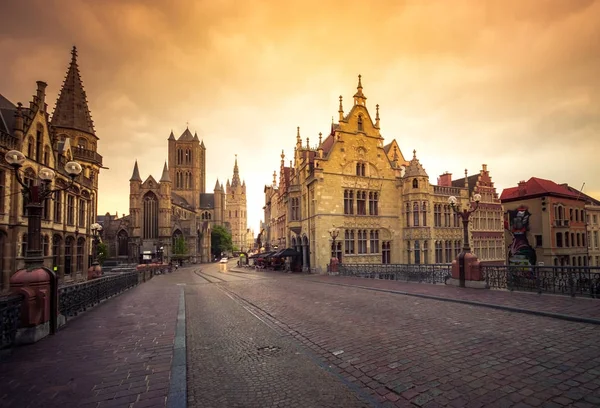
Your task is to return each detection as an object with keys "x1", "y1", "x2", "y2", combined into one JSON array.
[
  {"x1": 167, "y1": 127, "x2": 206, "y2": 209},
  {"x1": 225, "y1": 155, "x2": 247, "y2": 251}
]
